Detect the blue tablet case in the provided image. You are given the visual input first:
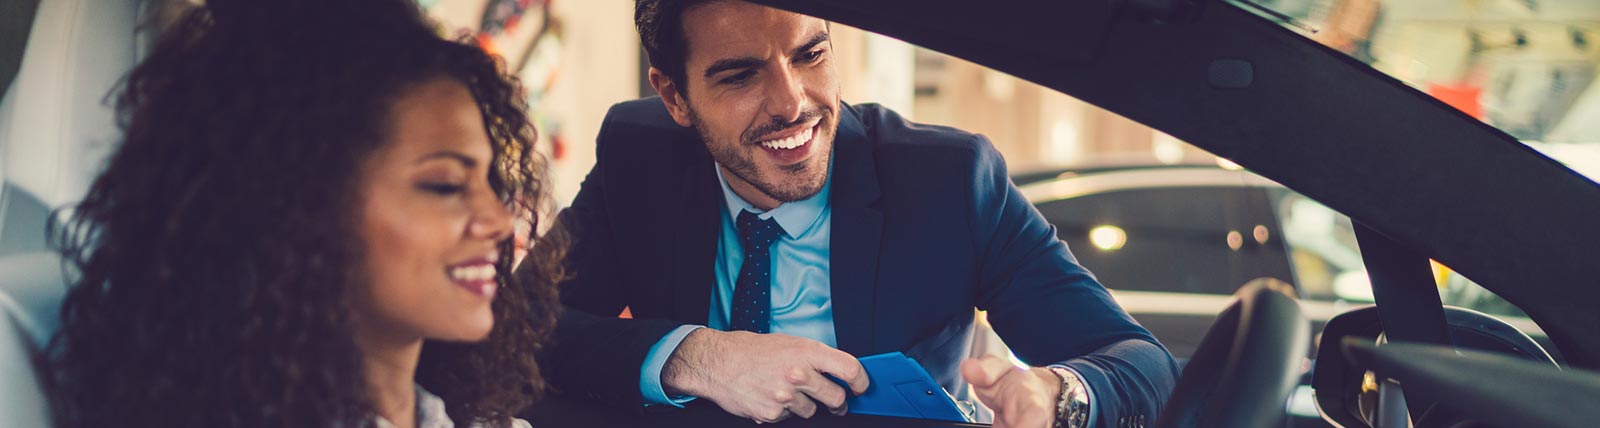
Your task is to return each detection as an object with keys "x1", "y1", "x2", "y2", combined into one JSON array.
[{"x1": 833, "y1": 352, "x2": 974, "y2": 422}]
